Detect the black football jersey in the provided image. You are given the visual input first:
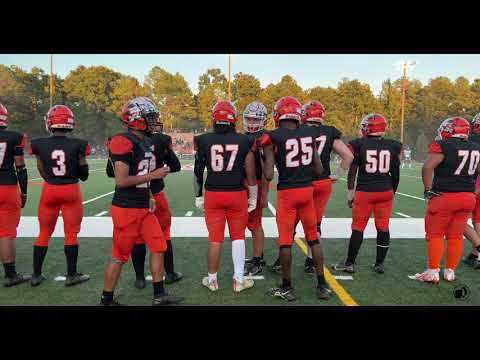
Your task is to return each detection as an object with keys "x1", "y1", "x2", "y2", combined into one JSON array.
[
  {"x1": 108, "y1": 132, "x2": 154, "y2": 209},
  {"x1": 246, "y1": 130, "x2": 266, "y2": 180},
  {"x1": 349, "y1": 137, "x2": 402, "y2": 192},
  {"x1": 267, "y1": 126, "x2": 317, "y2": 190},
  {"x1": 469, "y1": 134, "x2": 480, "y2": 145},
  {"x1": 0, "y1": 130, "x2": 26, "y2": 185},
  {"x1": 30, "y1": 135, "x2": 90, "y2": 185},
  {"x1": 194, "y1": 131, "x2": 254, "y2": 192},
  {"x1": 307, "y1": 124, "x2": 342, "y2": 181},
  {"x1": 149, "y1": 132, "x2": 181, "y2": 195},
  {"x1": 430, "y1": 138, "x2": 480, "y2": 193}
]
